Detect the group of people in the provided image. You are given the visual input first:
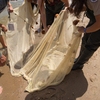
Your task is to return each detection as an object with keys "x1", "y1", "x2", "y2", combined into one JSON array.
[
  {"x1": 0, "y1": 0, "x2": 100, "y2": 89},
  {"x1": 0, "y1": 0, "x2": 13, "y2": 66},
  {"x1": 26, "y1": 0, "x2": 100, "y2": 70},
  {"x1": 28, "y1": 0, "x2": 66, "y2": 32}
]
